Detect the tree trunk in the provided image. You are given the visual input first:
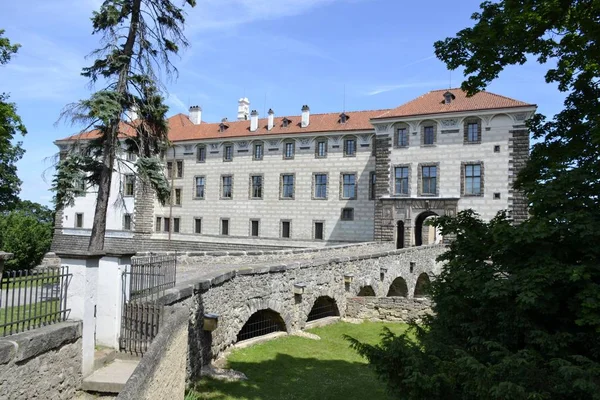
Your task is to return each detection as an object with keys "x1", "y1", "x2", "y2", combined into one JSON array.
[{"x1": 87, "y1": 0, "x2": 142, "y2": 251}]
